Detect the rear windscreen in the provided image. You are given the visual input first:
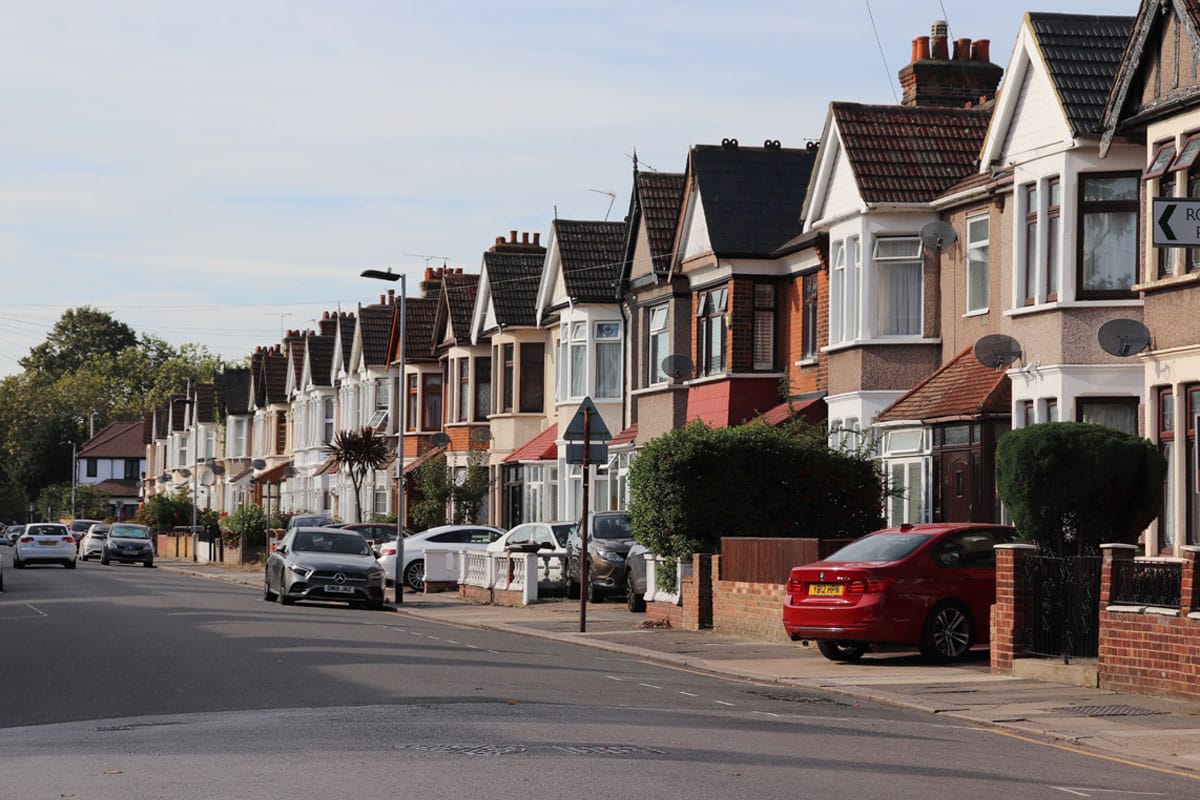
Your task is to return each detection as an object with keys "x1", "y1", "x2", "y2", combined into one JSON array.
[{"x1": 824, "y1": 533, "x2": 931, "y2": 563}]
